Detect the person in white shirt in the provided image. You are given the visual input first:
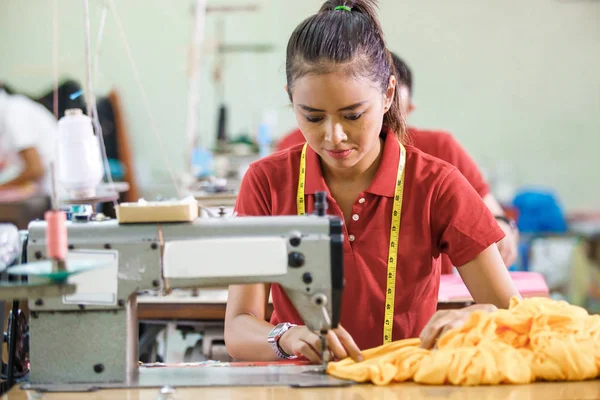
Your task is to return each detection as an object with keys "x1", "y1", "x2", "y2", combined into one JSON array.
[{"x1": 0, "y1": 87, "x2": 57, "y2": 194}]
